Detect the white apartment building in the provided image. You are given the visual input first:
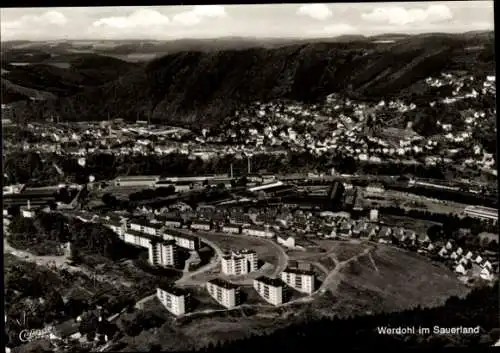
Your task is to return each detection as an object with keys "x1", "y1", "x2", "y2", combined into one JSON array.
[
  {"x1": 190, "y1": 221, "x2": 212, "y2": 231},
  {"x1": 129, "y1": 220, "x2": 163, "y2": 237},
  {"x1": 221, "y1": 224, "x2": 241, "y2": 234},
  {"x1": 122, "y1": 230, "x2": 178, "y2": 267},
  {"x1": 104, "y1": 219, "x2": 127, "y2": 240},
  {"x1": 156, "y1": 285, "x2": 190, "y2": 316},
  {"x1": 162, "y1": 230, "x2": 200, "y2": 250},
  {"x1": 242, "y1": 225, "x2": 275, "y2": 238},
  {"x1": 149, "y1": 239, "x2": 178, "y2": 267},
  {"x1": 253, "y1": 276, "x2": 287, "y2": 306},
  {"x1": 221, "y1": 249, "x2": 258, "y2": 276},
  {"x1": 206, "y1": 279, "x2": 241, "y2": 309},
  {"x1": 281, "y1": 268, "x2": 315, "y2": 294}
]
